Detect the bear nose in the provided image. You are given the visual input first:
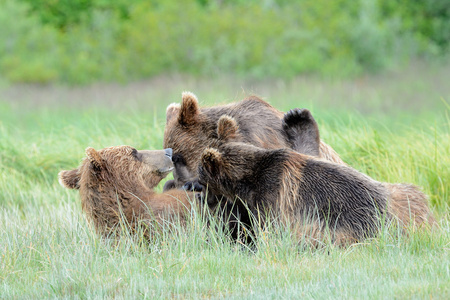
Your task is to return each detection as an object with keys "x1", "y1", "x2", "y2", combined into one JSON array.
[{"x1": 164, "y1": 148, "x2": 173, "y2": 159}]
